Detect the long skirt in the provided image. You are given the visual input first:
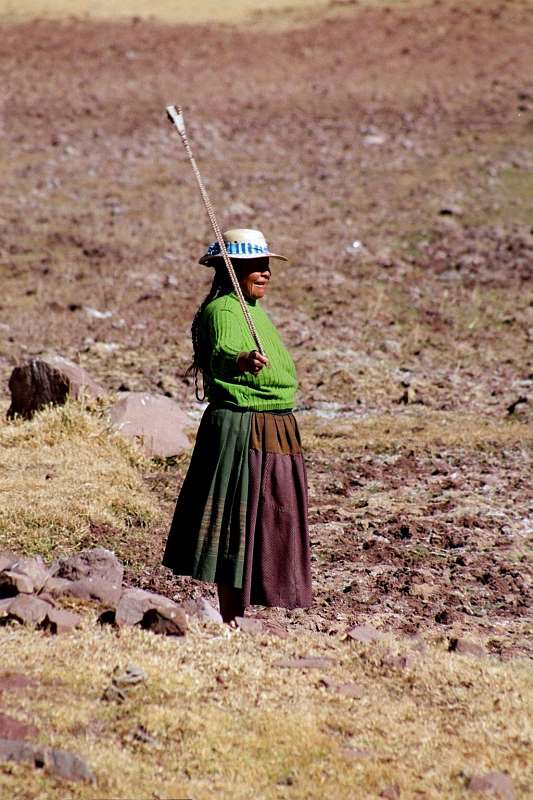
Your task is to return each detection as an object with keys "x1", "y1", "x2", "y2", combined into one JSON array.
[{"x1": 162, "y1": 406, "x2": 312, "y2": 609}]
